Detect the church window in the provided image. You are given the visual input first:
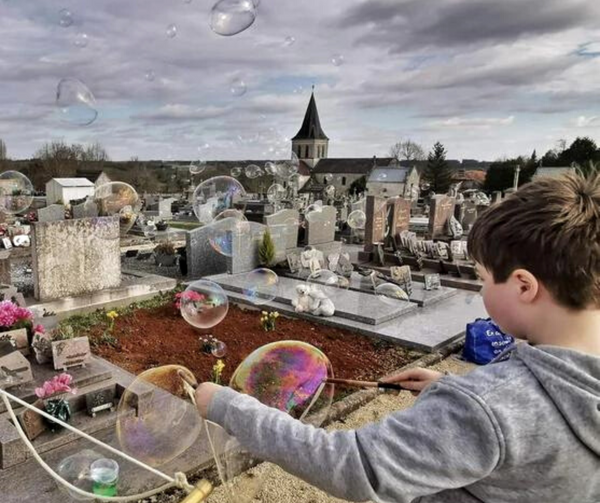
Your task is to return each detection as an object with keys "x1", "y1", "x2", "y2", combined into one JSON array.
[{"x1": 342, "y1": 177, "x2": 346, "y2": 186}]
